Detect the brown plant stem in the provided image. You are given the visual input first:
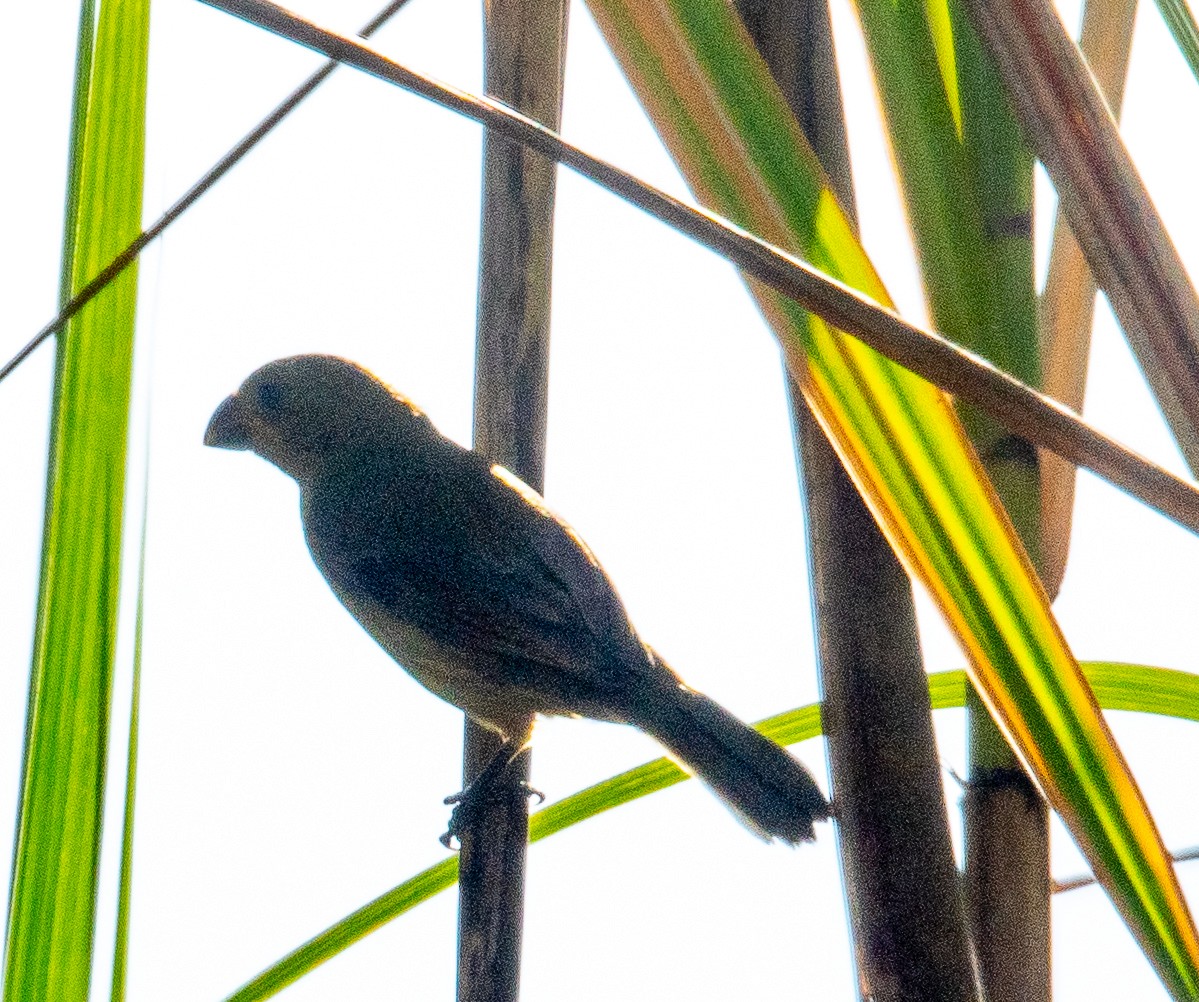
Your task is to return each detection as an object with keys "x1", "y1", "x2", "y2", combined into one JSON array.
[
  {"x1": 1038, "y1": 0, "x2": 1138, "y2": 596},
  {"x1": 458, "y1": 1, "x2": 568, "y2": 999},
  {"x1": 736, "y1": 2, "x2": 980, "y2": 998},
  {"x1": 962, "y1": 0, "x2": 1199, "y2": 476}
]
